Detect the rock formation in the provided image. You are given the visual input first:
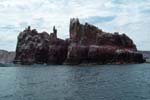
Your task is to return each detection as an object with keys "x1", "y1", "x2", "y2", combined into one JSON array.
[
  {"x1": 48, "y1": 27, "x2": 68, "y2": 64},
  {"x1": 69, "y1": 18, "x2": 136, "y2": 50},
  {"x1": 65, "y1": 18, "x2": 144, "y2": 64},
  {"x1": 14, "y1": 26, "x2": 68, "y2": 64},
  {"x1": 14, "y1": 18, "x2": 145, "y2": 65}
]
